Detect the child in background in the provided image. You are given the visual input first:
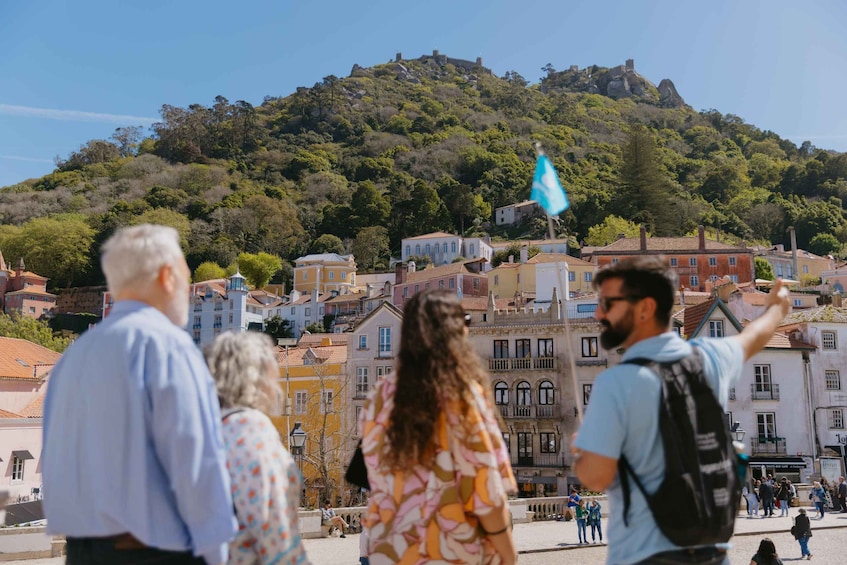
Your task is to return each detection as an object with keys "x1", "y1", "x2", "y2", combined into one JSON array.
[{"x1": 575, "y1": 499, "x2": 588, "y2": 544}]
